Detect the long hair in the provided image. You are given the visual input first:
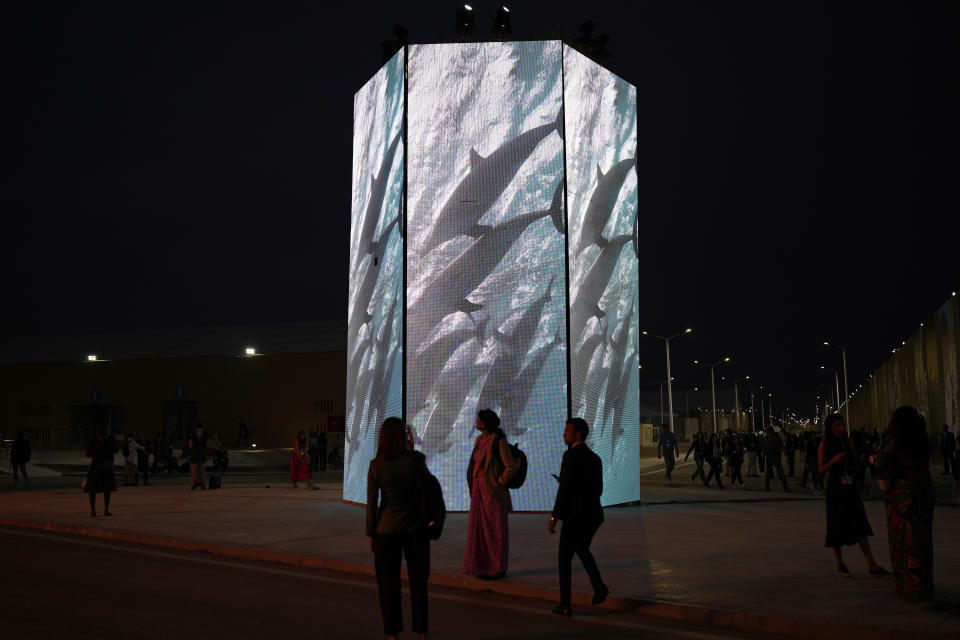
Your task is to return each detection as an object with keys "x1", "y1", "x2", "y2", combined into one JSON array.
[
  {"x1": 376, "y1": 416, "x2": 407, "y2": 460},
  {"x1": 822, "y1": 413, "x2": 845, "y2": 444},
  {"x1": 888, "y1": 406, "x2": 930, "y2": 464}
]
